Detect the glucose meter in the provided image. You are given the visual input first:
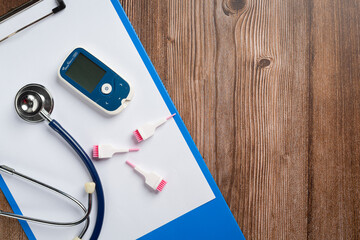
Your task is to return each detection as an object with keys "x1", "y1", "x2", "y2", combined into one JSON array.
[{"x1": 58, "y1": 47, "x2": 133, "y2": 115}]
